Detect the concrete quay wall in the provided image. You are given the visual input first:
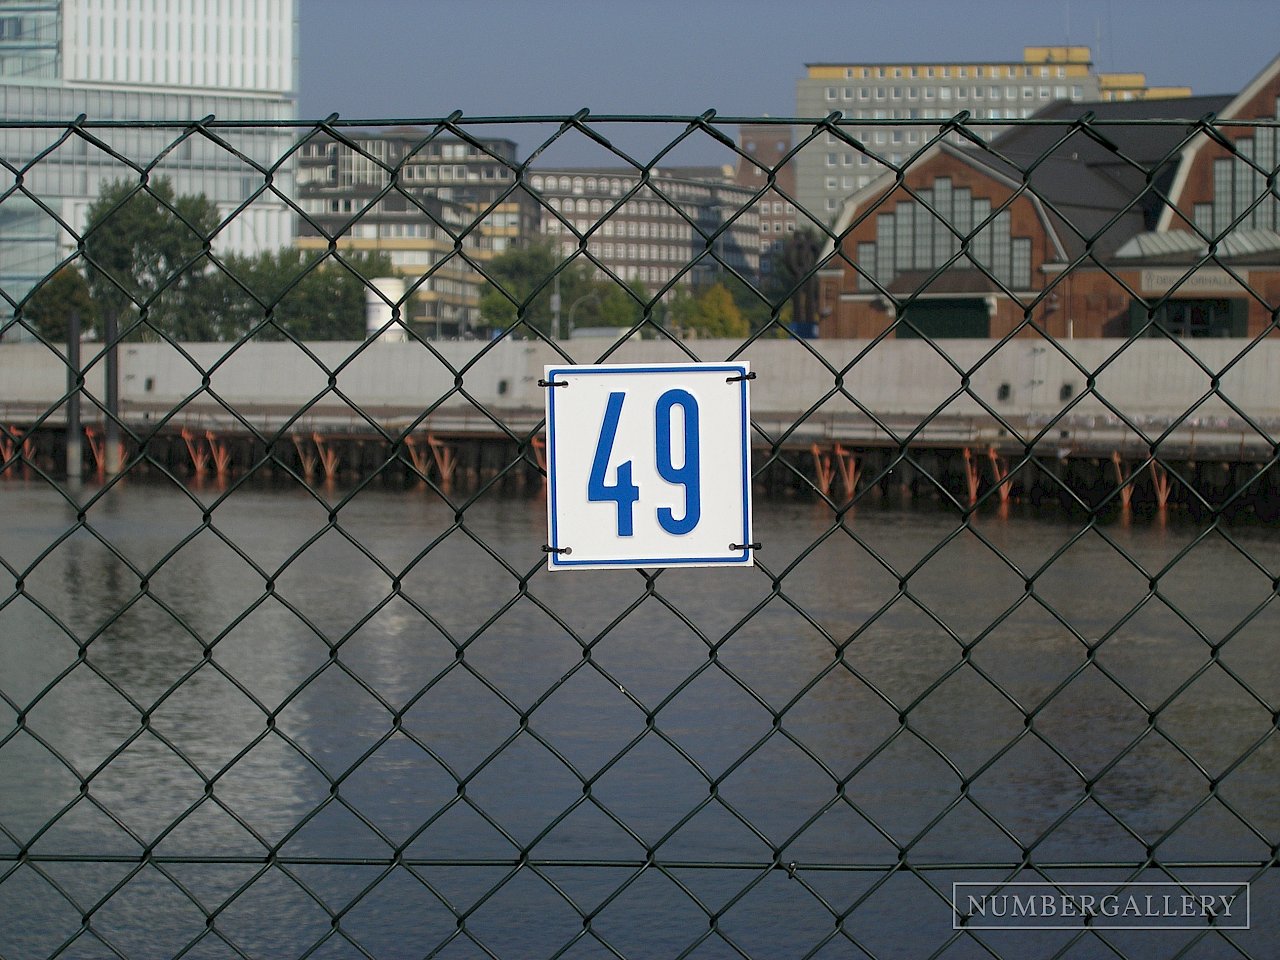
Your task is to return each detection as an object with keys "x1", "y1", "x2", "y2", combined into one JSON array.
[{"x1": 3, "y1": 336, "x2": 1279, "y2": 427}]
